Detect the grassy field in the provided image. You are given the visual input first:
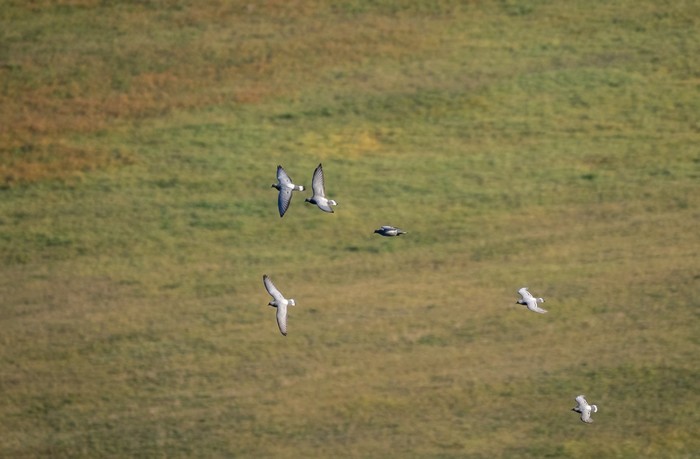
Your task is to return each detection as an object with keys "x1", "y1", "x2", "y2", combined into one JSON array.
[{"x1": 1, "y1": 0, "x2": 699, "y2": 457}]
